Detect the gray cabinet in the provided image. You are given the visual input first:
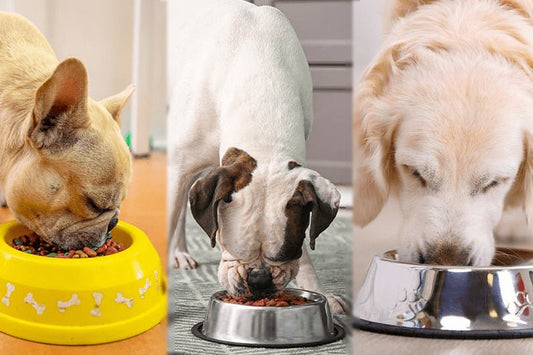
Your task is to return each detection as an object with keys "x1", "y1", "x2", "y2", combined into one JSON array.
[{"x1": 252, "y1": 0, "x2": 353, "y2": 184}]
